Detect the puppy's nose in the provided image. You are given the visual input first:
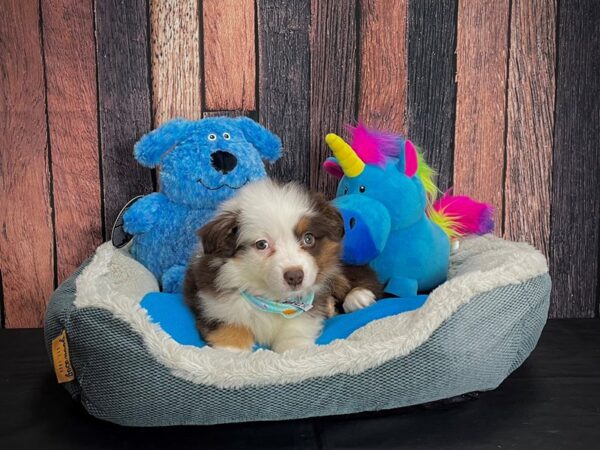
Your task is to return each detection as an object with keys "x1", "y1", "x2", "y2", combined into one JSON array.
[
  {"x1": 283, "y1": 268, "x2": 304, "y2": 288},
  {"x1": 211, "y1": 150, "x2": 238, "y2": 174}
]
